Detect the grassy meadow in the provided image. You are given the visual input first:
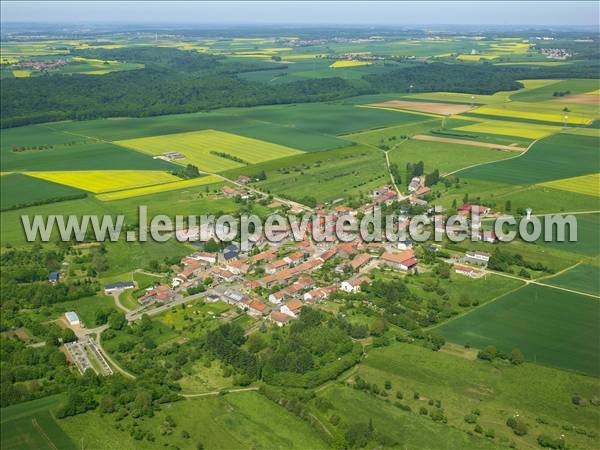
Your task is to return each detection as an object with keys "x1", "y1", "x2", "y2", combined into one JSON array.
[{"x1": 349, "y1": 343, "x2": 600, "y2": 450}]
